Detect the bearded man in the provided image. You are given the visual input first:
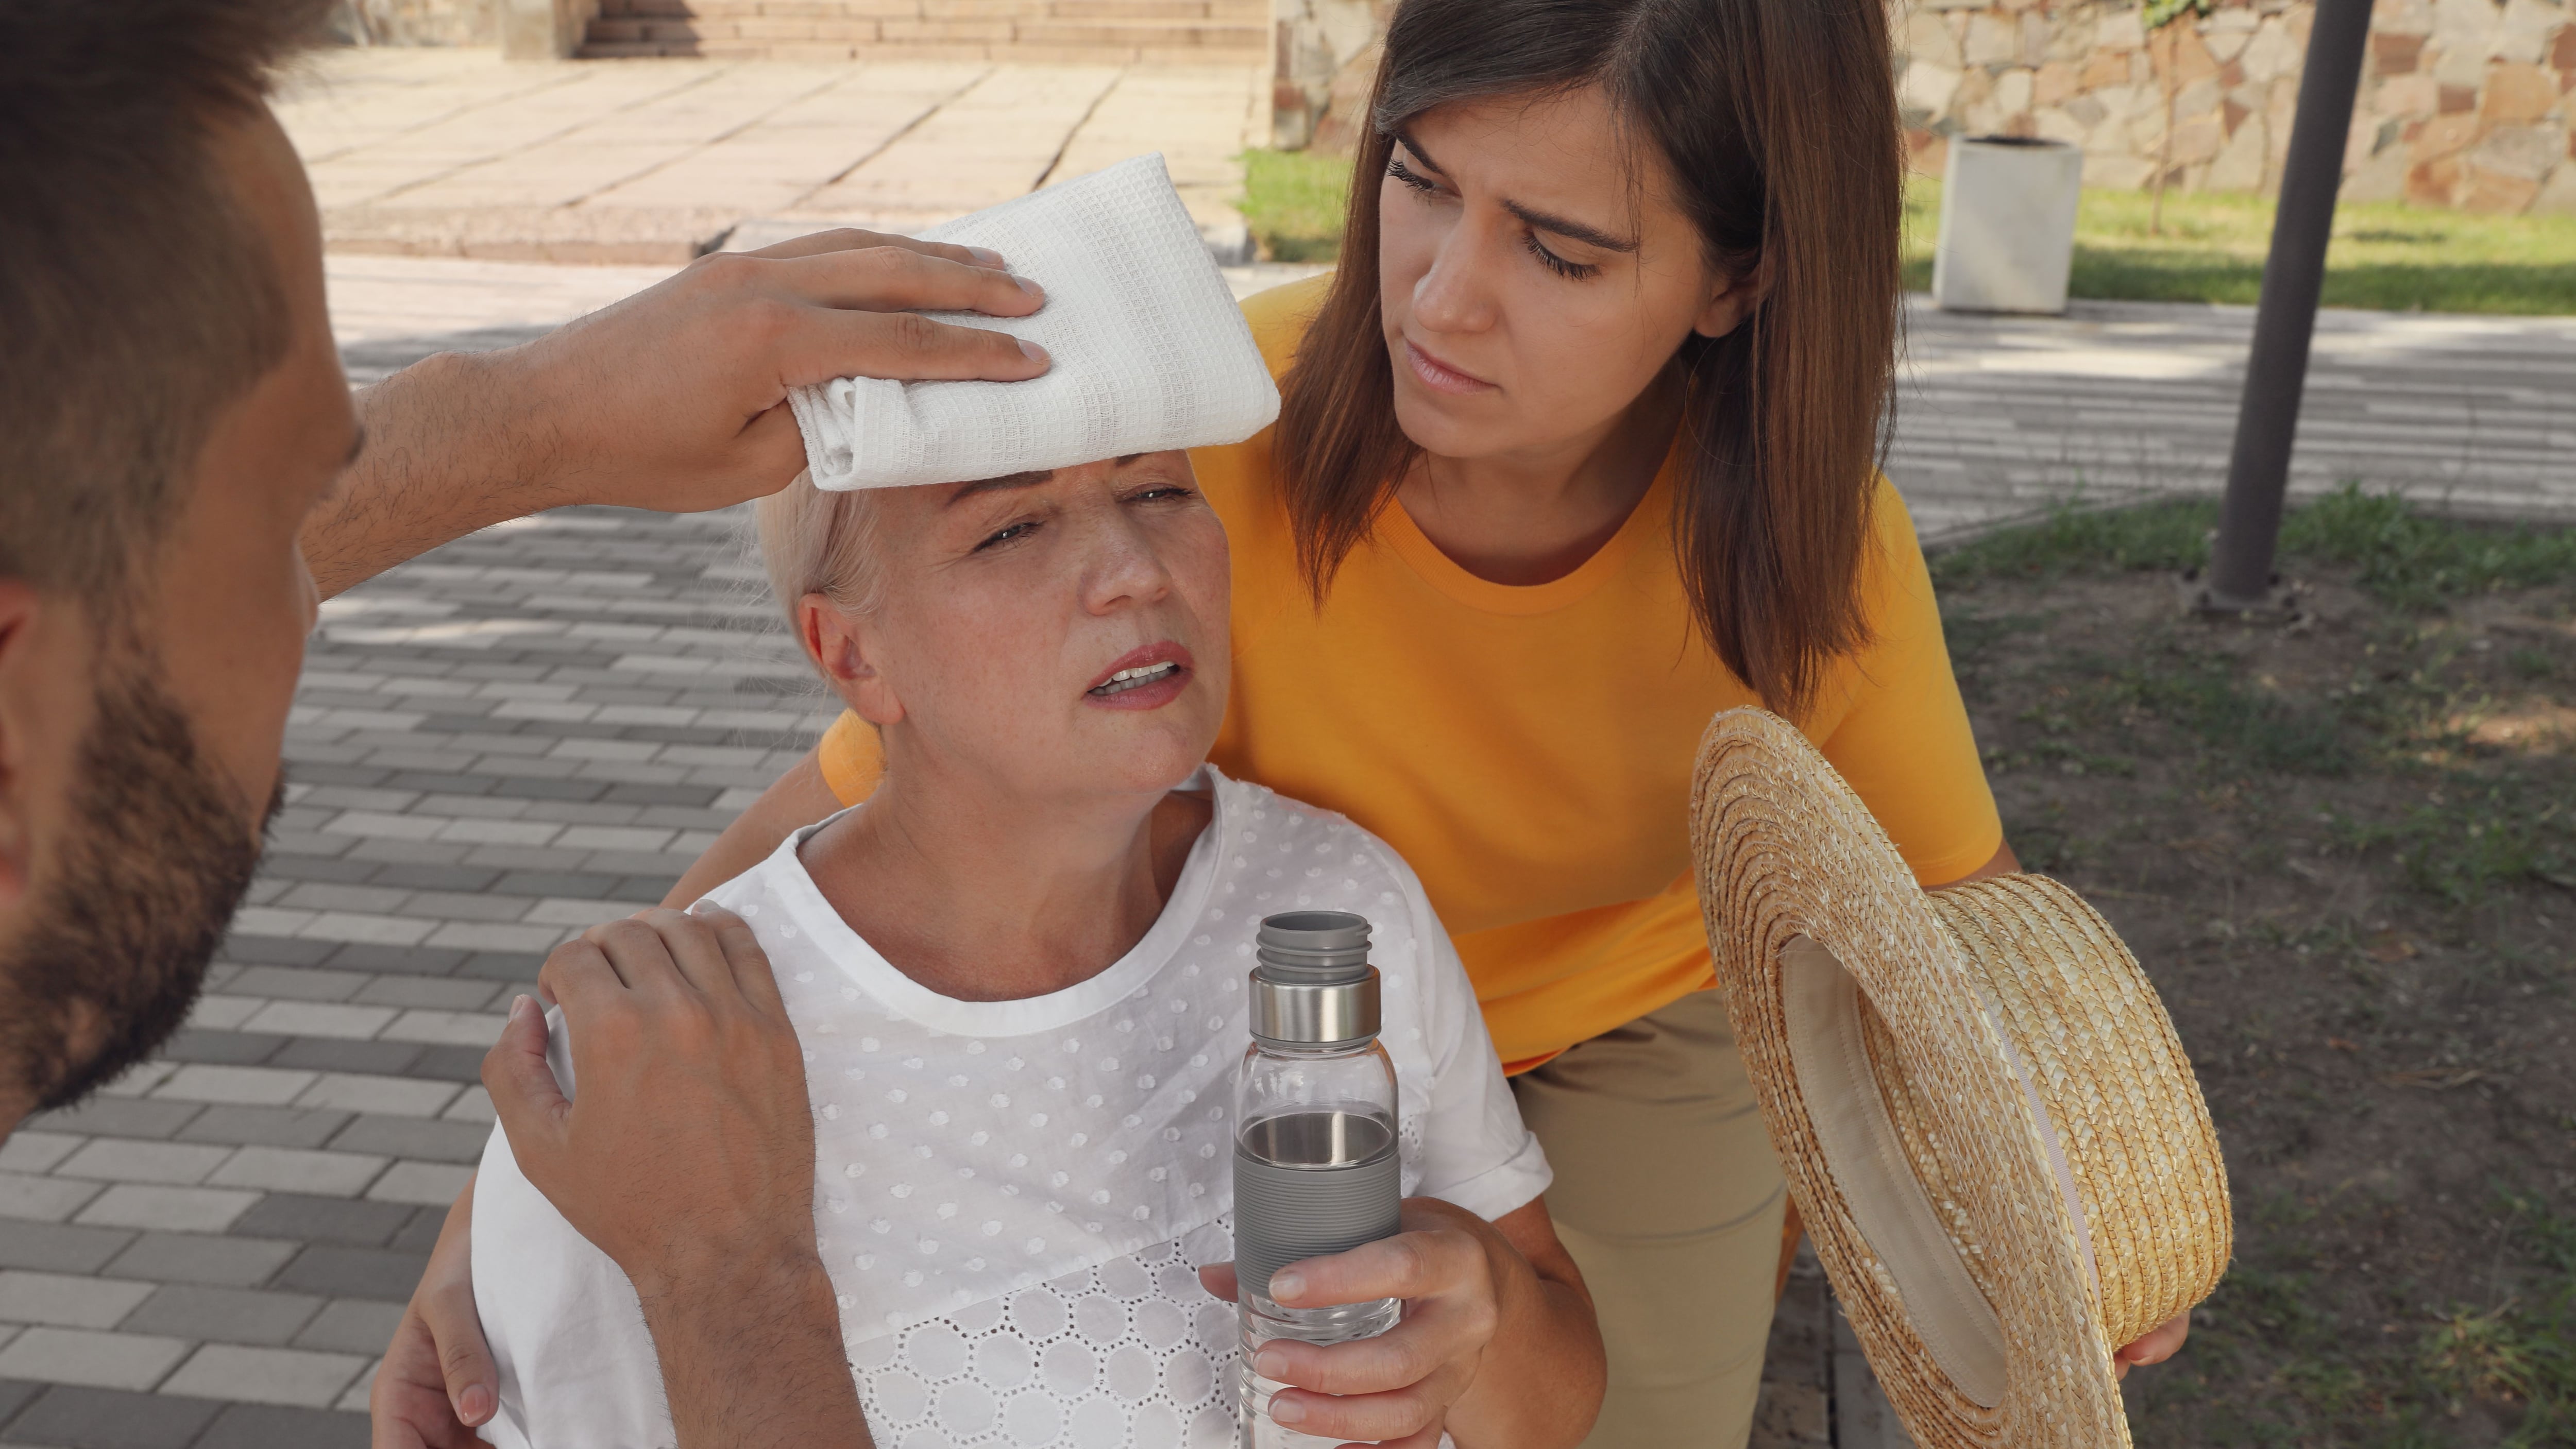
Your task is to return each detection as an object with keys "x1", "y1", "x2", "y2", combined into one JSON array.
[{"x1": 0, "y1": 2, "x2": 1049, "y2": 1440}]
